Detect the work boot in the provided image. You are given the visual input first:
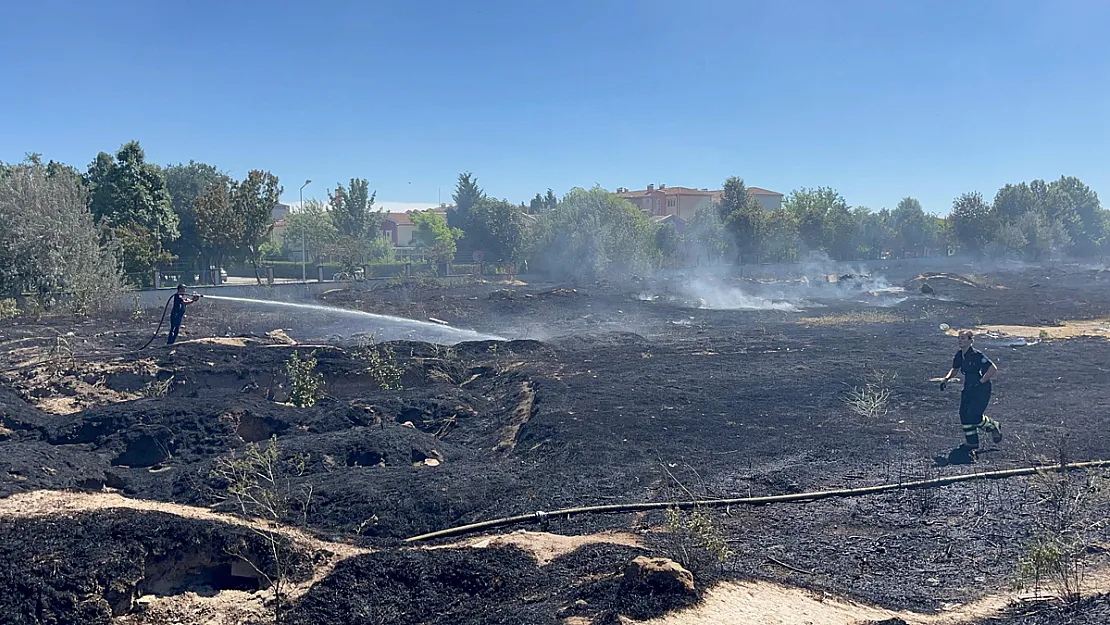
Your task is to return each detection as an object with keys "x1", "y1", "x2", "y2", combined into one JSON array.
[{"x1": 983, "y1": 416, "x2": 1003, "y2": 444}]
